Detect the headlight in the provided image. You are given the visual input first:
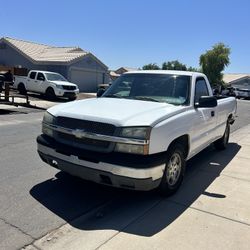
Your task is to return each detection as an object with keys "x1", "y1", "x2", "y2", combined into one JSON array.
[
  {"x1": 115, "y1": 143, "x2": 148, "y2": 155},
  {"x1": 115, "y1": 127, "x2": 151, "y2": 155},
  {"x1": 42, "y1": 112, "x2": 55, "y2": 137},
  {"x1": 43, "y1": 111, "x2": 55, "y2": 124},
  {"x1": 42, "y1": 125, "x2": 54, "y2": 137},
  {"x1": 56, "y1": 85, "x2": 63, "y2": 89},
  {"x1": 120, "y1": 127, "x2": 151, "y2": 139}
]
